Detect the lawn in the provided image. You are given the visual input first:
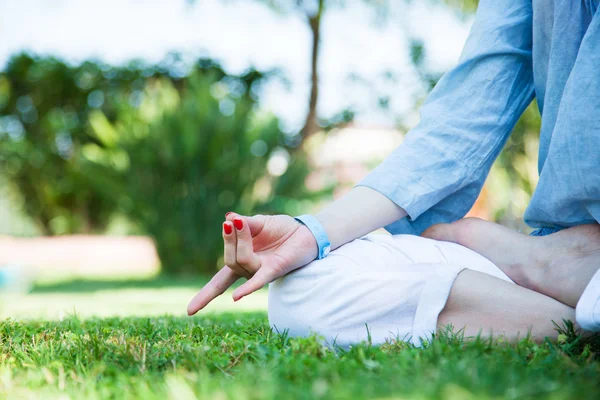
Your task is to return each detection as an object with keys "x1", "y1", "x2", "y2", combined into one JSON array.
[{"x1": 1, "y1": 278, "x2": 599, "y2": 399}]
